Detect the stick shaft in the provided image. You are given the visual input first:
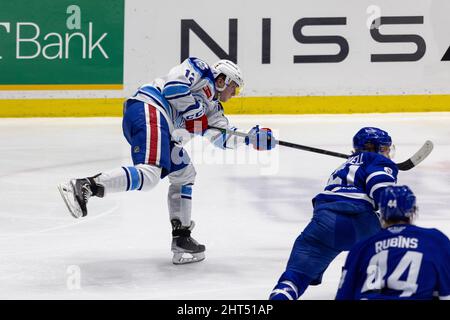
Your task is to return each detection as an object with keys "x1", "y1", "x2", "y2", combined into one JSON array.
[
  {"x1": 277, "y1": 140, "x2": 349, "y2": 158},
  {"x1": 208, "y1": 125, "x2": 350, "y2": 159},
  {"x1": 208, "y1": 126, "x2": 432, "y2": 171}
]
